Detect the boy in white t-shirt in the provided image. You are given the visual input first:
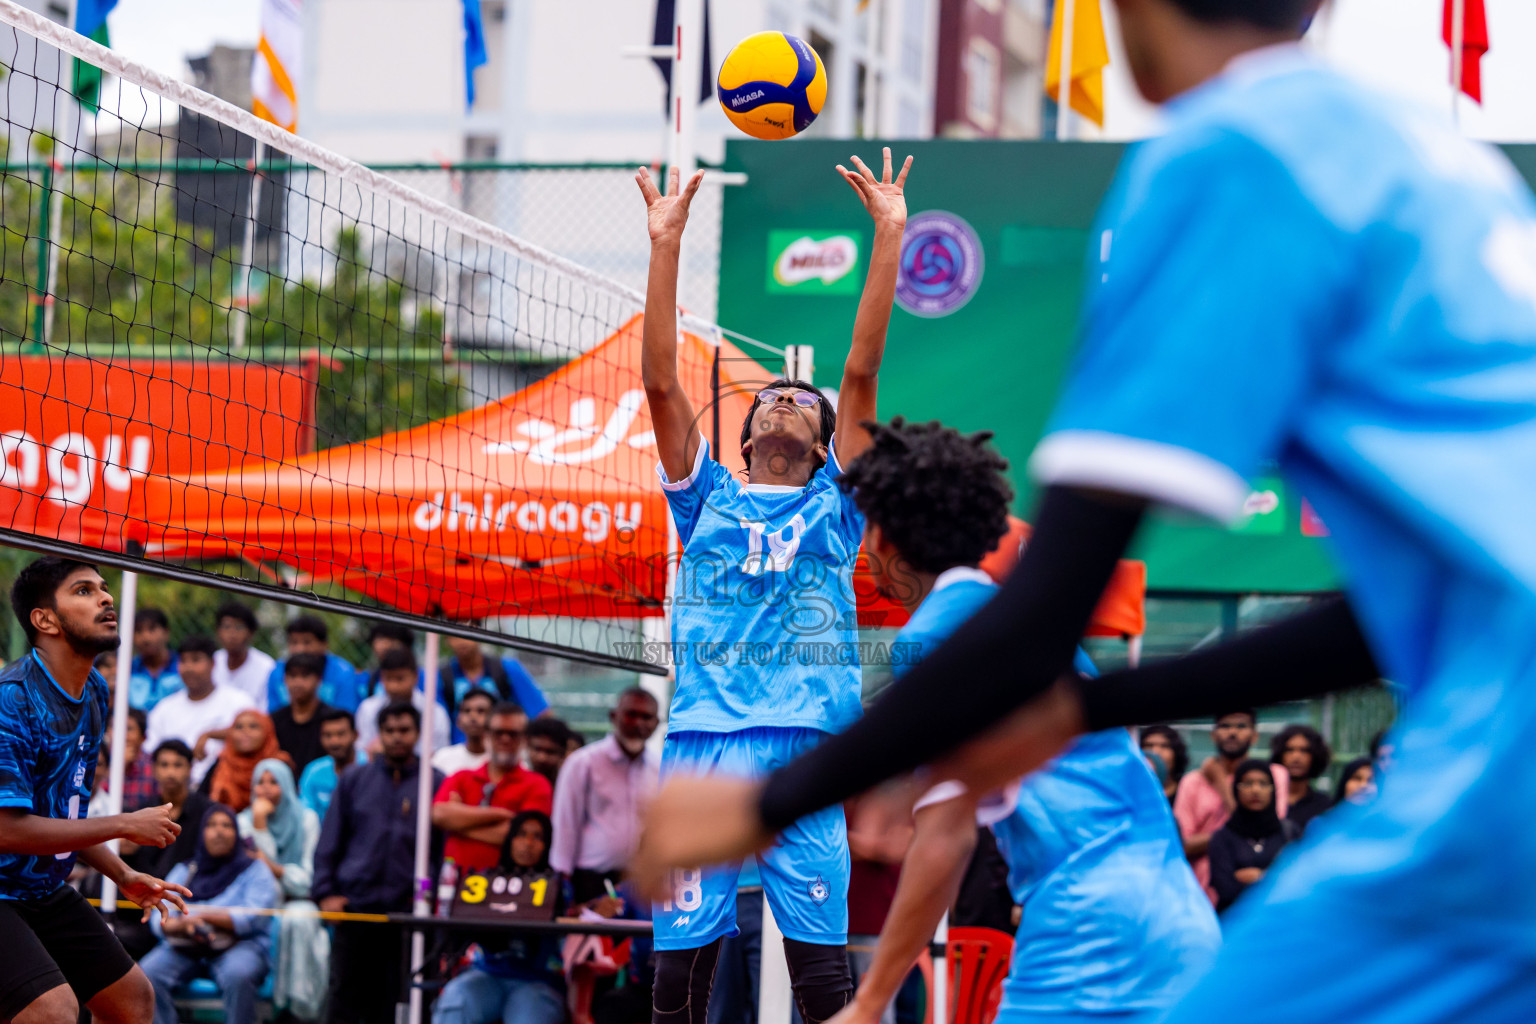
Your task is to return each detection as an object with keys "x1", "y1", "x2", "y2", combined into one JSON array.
[
  {"x1": 211, "y1": 601, "x2": 275, "y2": 711},
  {"x1": 145, "y1": 634, "x2": 254, "y2": 785}
]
